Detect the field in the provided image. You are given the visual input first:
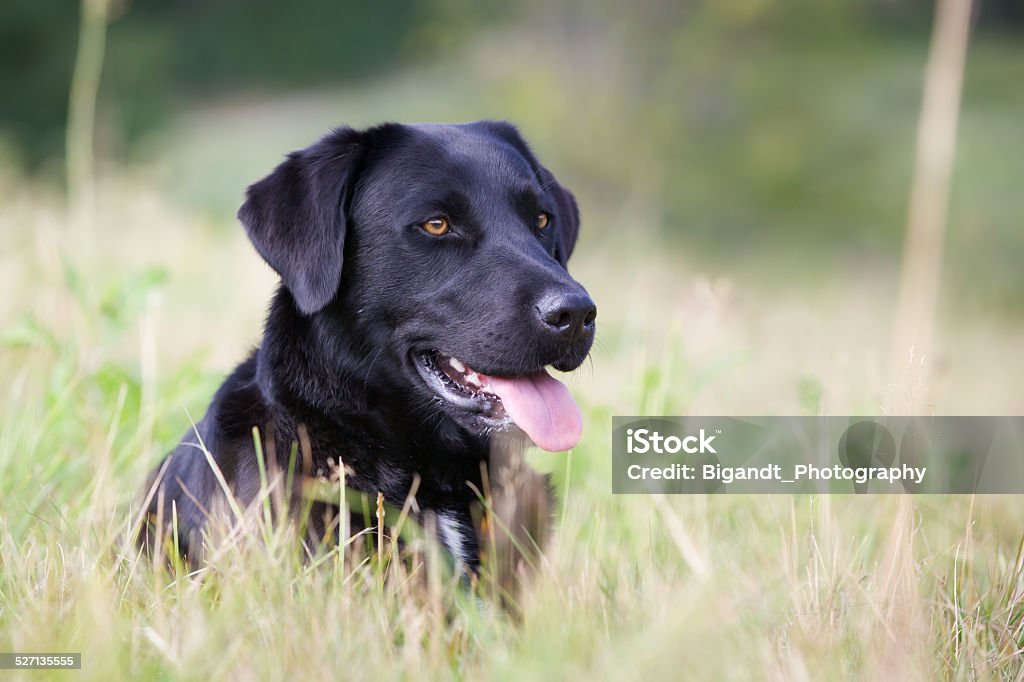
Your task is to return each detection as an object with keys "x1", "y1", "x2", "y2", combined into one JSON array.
[{"x1": 3, "y1": 24, "x2": 1024, "y2": 681}]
